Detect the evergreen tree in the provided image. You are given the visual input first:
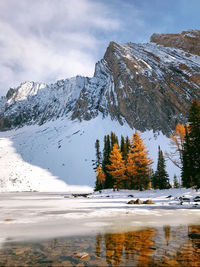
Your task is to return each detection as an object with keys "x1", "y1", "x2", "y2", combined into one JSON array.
[
  {"x1": 93, "y1": 139, "x2": 101, "y2": 171},
  {"x1": 126, "y1": 132, "x2": 153, "y2": 190},
  {"x1": 111, "y1": 132, "x2": 118, "y2": 148},
  {"x1": 95, "y1": 165, "x2": 106, "y2": 191},
  {"x1": 187, "y1": 99, "x2": 200, "y2": 187},
  {"x1": 182, "y1": 126, "x2": 193, "y2": 187},
  {"x1": 173, "y1": 174, "x2": 180, "y2": 188},
  {"x1": 106, "y1": 143, "x2": 126, "y2": 190},
  {"x1": 151, "y1": 170, "x2": 159, "y2": 189},
  {"x1": 120, "y1": 135, "x2": 128, "y2": 162},
  {"x1": 154, "y1": 146, "x2": 170, "y2": 189},
  {"x1": 102, "y1": 135, "x2": 112, "y2": 188},
  {"x1": 182, "y1": 99, "x2": 200, "y2": 188}
]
